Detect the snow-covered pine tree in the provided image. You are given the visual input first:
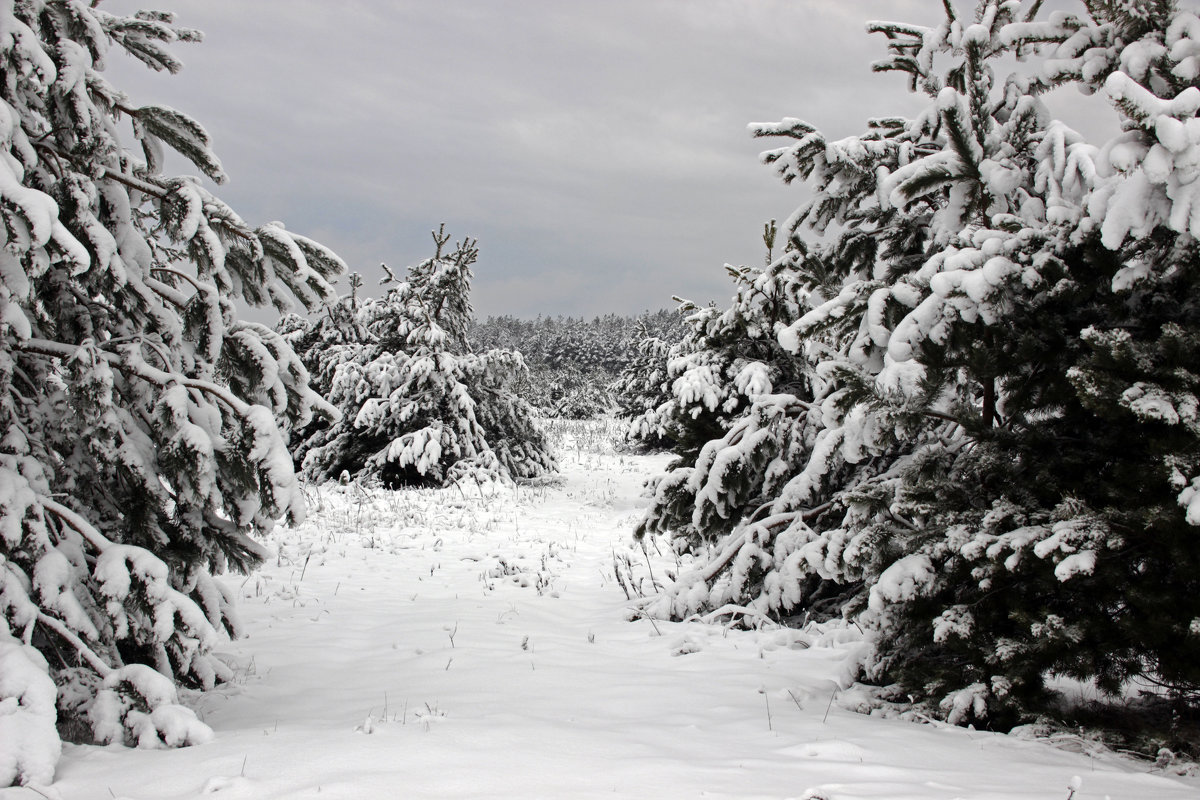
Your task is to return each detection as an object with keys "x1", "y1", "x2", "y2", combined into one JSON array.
[
  {"x1": 638, "y1": 1, "x2": 976, "y2": 611},
  {"x1": 618, "y1": 233, "x2": 803, "y2": 454},
  {"x1": 539, "y1": 365, "x2": 612, "y2": 419},
  {"x1": 633, "y1": 258, "x2": 818, "y2": 556},
  {"x1": 864, "y1": 0, "x2": 1200, "y2": 726},
  {"x1": 639, "y1": 0, "x2": 1200, "y2": 727},
  {"x1": 0, "y1": 2, "x2": 344, "y2": 786},
  {"x1": 614, "y1": 317, "x2": 677, "y2": 447},
  {"x1": 289, "y1": 227, "x2": 555, "y2": 488}
]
